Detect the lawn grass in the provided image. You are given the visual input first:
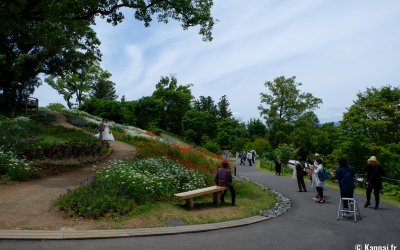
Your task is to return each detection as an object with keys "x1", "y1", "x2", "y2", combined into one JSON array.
[{"x1": 92, "y1": 179, "x2": 277, "y2": 229}]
